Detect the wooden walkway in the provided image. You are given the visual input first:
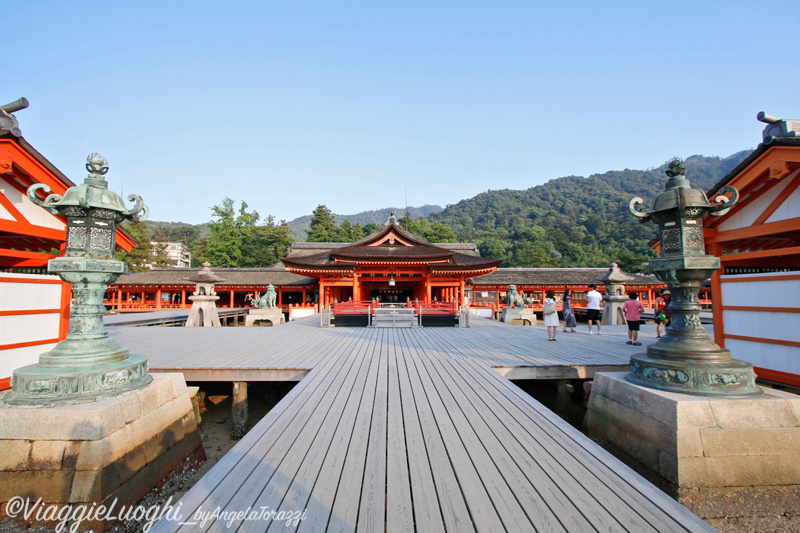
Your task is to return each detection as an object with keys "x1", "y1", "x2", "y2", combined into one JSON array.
[{"x1": 109, "y1": 318, "x2": 715, "y2": 532}]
